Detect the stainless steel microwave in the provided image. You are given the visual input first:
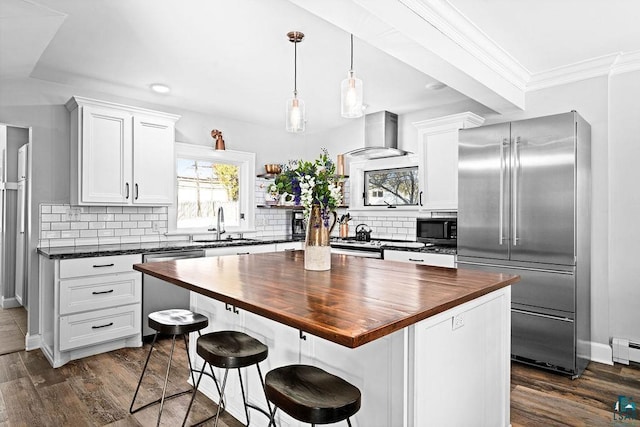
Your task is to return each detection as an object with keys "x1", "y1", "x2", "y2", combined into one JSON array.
[{"x1": 416, "y1": 218, "x2": 457, "y2": 246}]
